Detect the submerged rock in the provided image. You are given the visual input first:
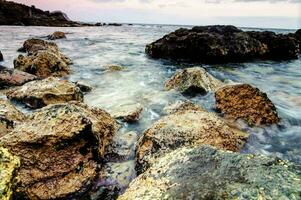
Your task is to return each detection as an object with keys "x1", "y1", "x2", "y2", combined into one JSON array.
[
  {"x1": 0, "y1": 99, "x2": 26, "y2": 137},
  {"x1": 215, "y1": 84, "x2": 279, "y2": 125},
  {"x1": 104, "y1": 64, "x2": 125, "y2": 72},
  {"x1": 47, "y1": 31, "x2": 67, "y2": 40},
  {"x1": 14, "y1": 39, "x2": 71, "y2": 78},
  {"x1": 0, "y1": 147, "x2": 20, "y2": 200},
  {"x1": 111, "y1": 103, "x2": 143, "y2": 123},
  {"x1": 0, "y1": 51, "x2": 3, "y2": 61},
  {"x1": 6, "y1": 77, "x2": 84, "y2": 108},
  {"x1": 146, "y1": 25, "x2": 299, "y2": 63},
  {"x1": 0, "y1": 65, "x2": 37, "y2": 88},
  {"x1": 0, "y1": 102, "x2": 118, "y2": 199},
  {"x1": 165, "y1": 67, "x2": 223, "y2": 96},
  {"x1": 120, "y1": 145, "x2": 301, "y2": 200},
  {"x1": 136, "y1": 109, "x2": 248, "y2": 174},
  {"x1": 163, "y1": 100, "x2": 204, "y2": 115}
]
